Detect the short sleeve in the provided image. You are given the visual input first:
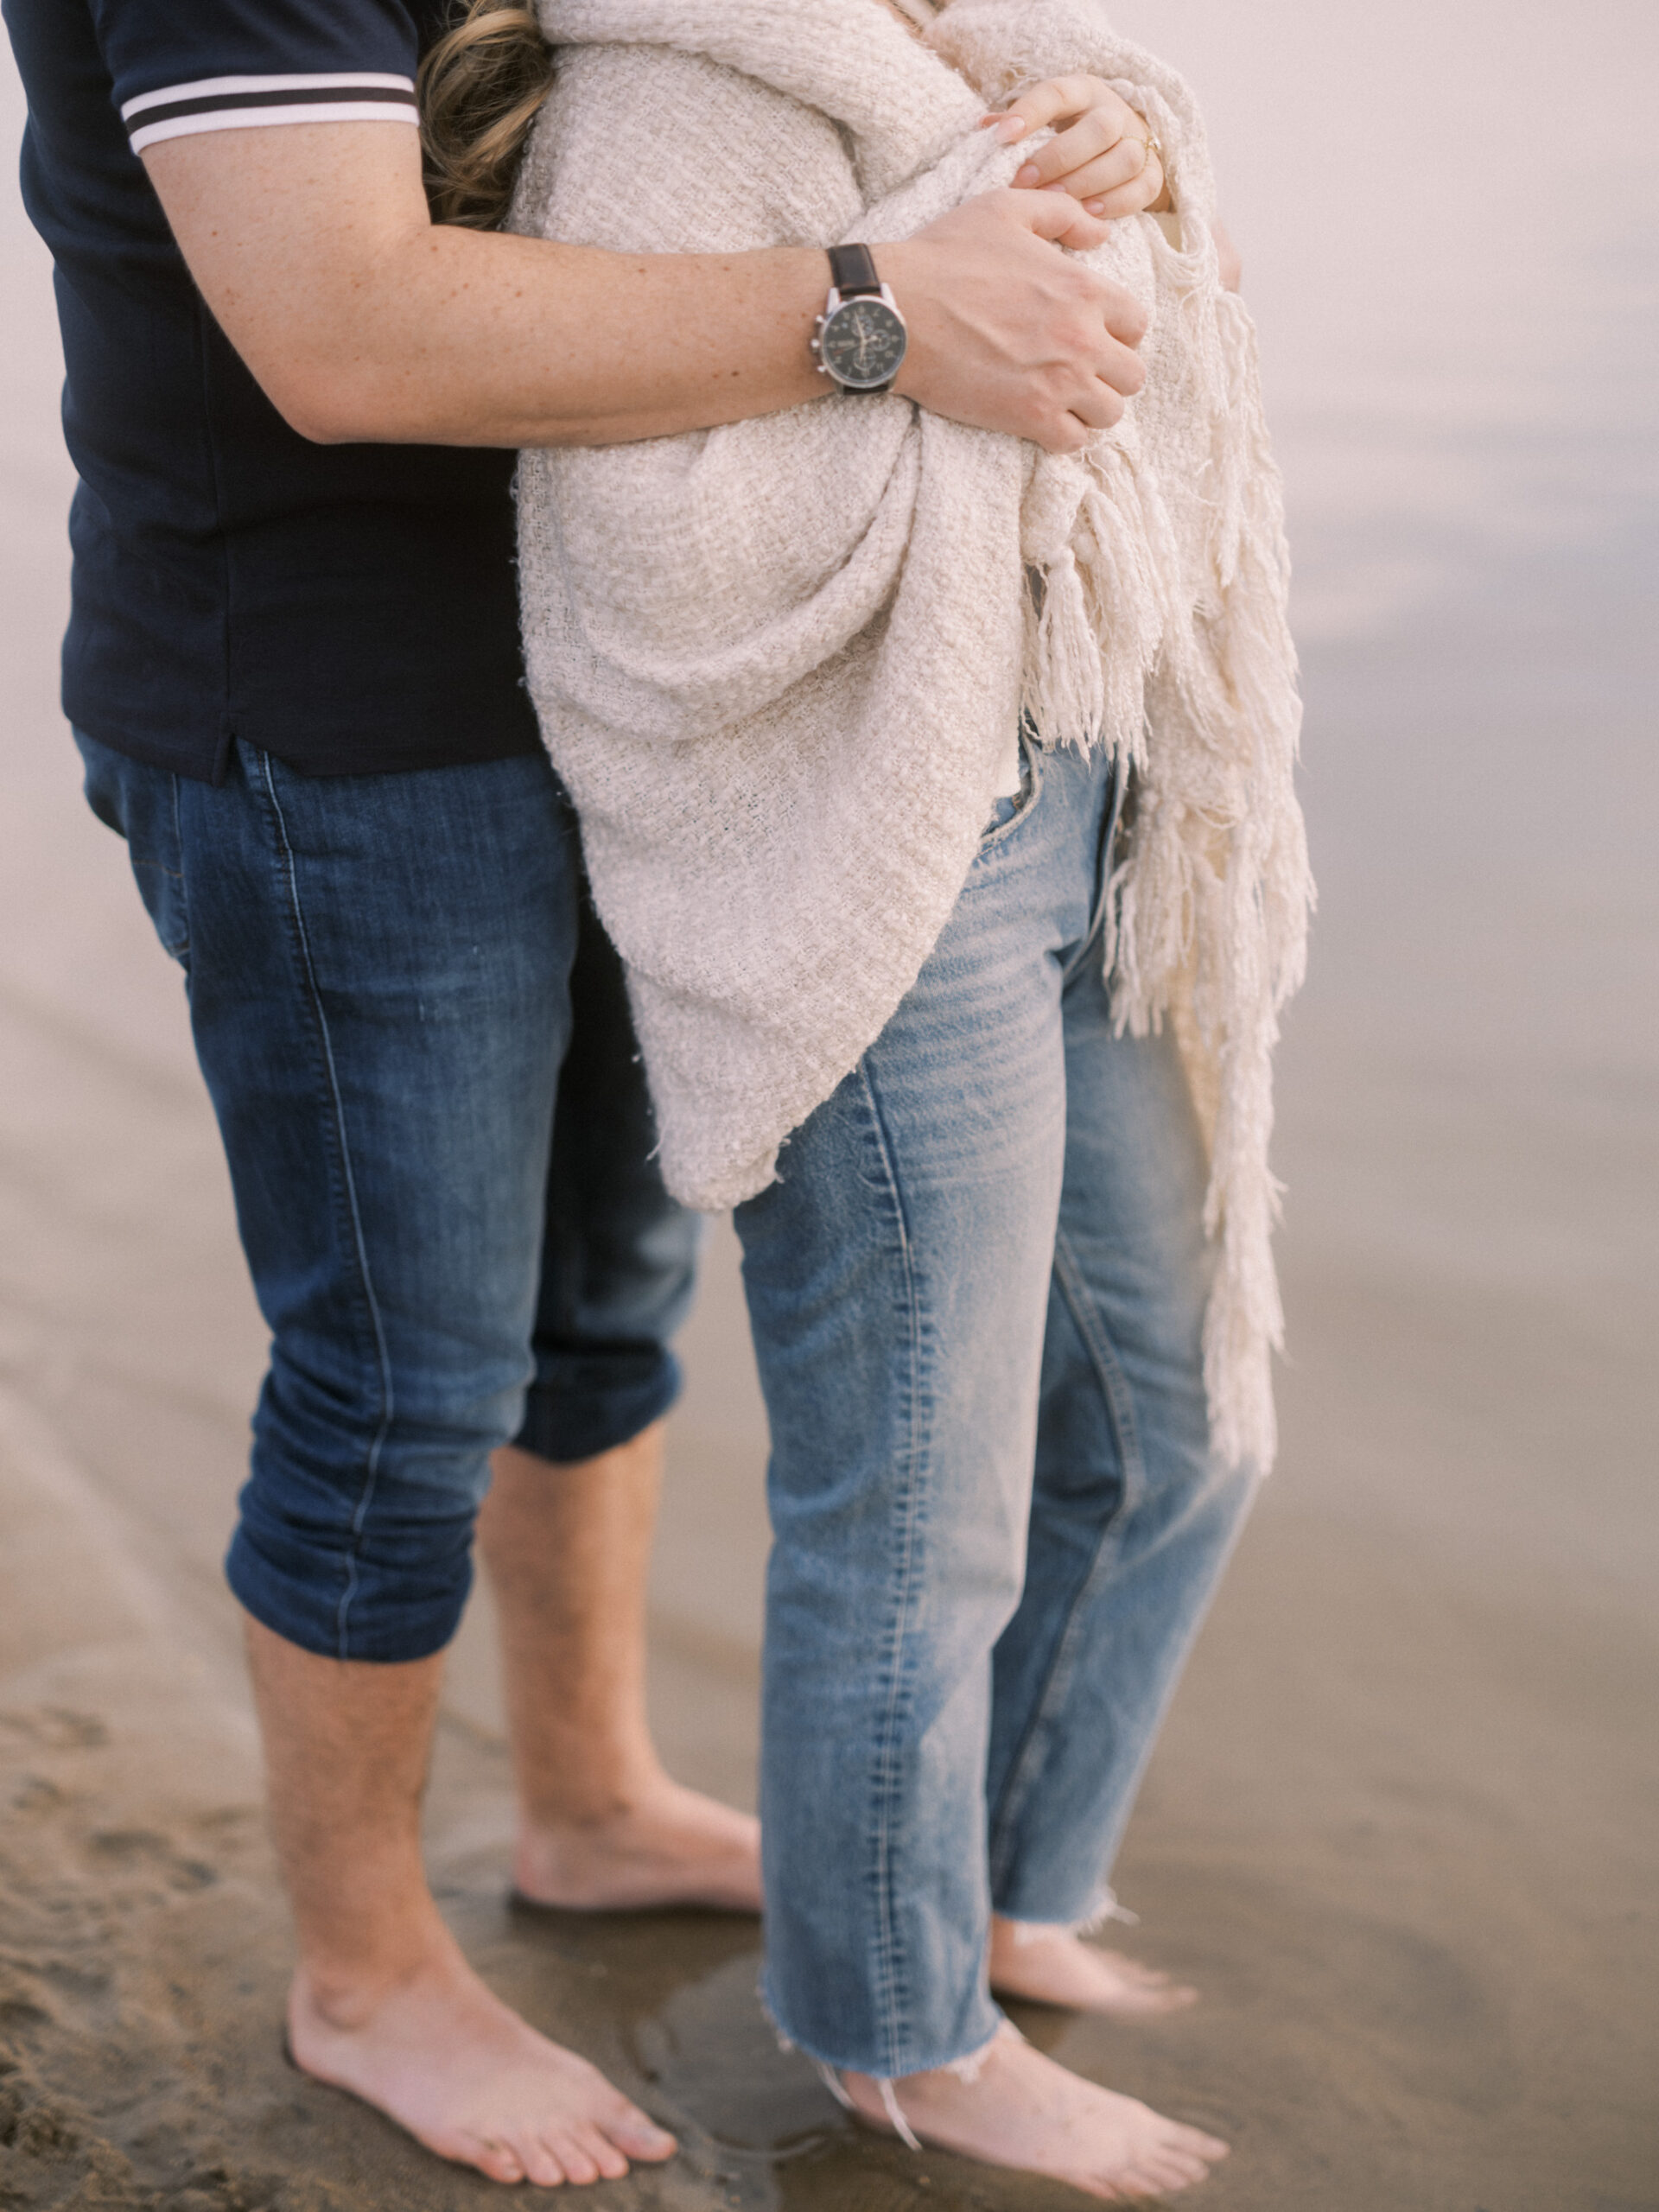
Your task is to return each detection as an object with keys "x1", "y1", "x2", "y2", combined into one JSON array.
[{"x1": 91, "y1": 0, "x2": 422, "y2": 156}]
